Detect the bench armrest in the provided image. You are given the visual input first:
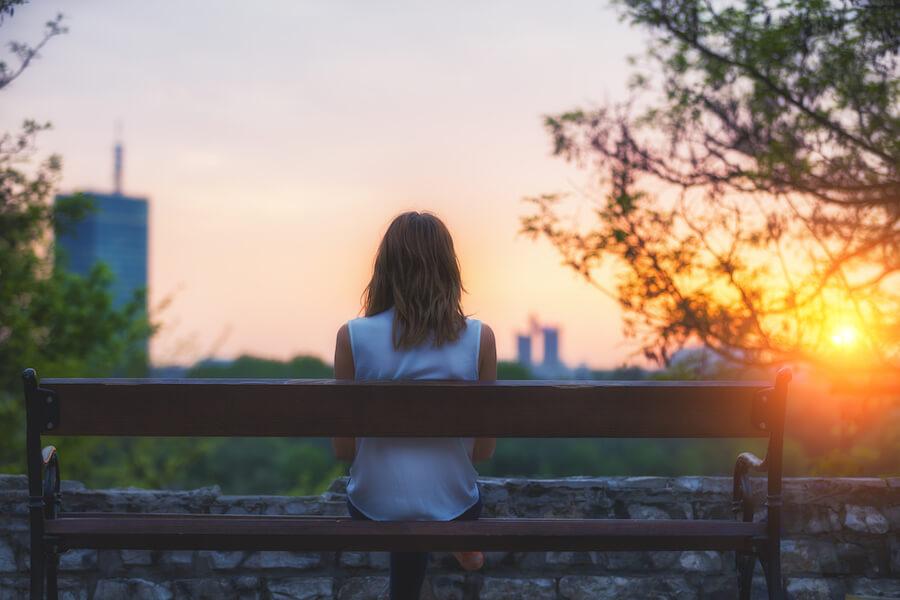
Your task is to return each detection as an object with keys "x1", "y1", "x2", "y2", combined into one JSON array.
[
  {"x1": 732, "y1": 451, "x2": 766, "y2": 523},
  {"x1": 41, "y1": 445, "x2": 61, "y2": 519}
]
